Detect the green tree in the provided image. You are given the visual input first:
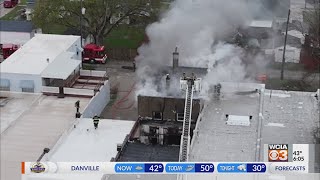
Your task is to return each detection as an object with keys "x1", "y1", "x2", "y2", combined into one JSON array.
[{"x1": 32, "y1": 0, "x2": 152, "y2": 45}]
